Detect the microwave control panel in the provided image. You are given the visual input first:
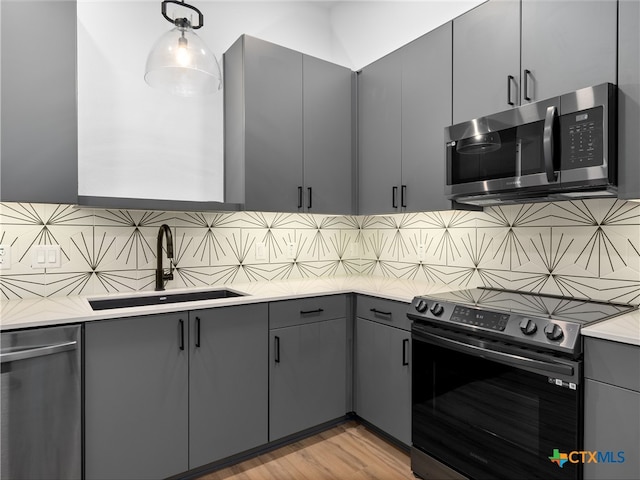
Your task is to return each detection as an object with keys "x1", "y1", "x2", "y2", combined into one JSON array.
[{"x1": 561, "y1": 106, "x2": 603, "y2": 169}]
